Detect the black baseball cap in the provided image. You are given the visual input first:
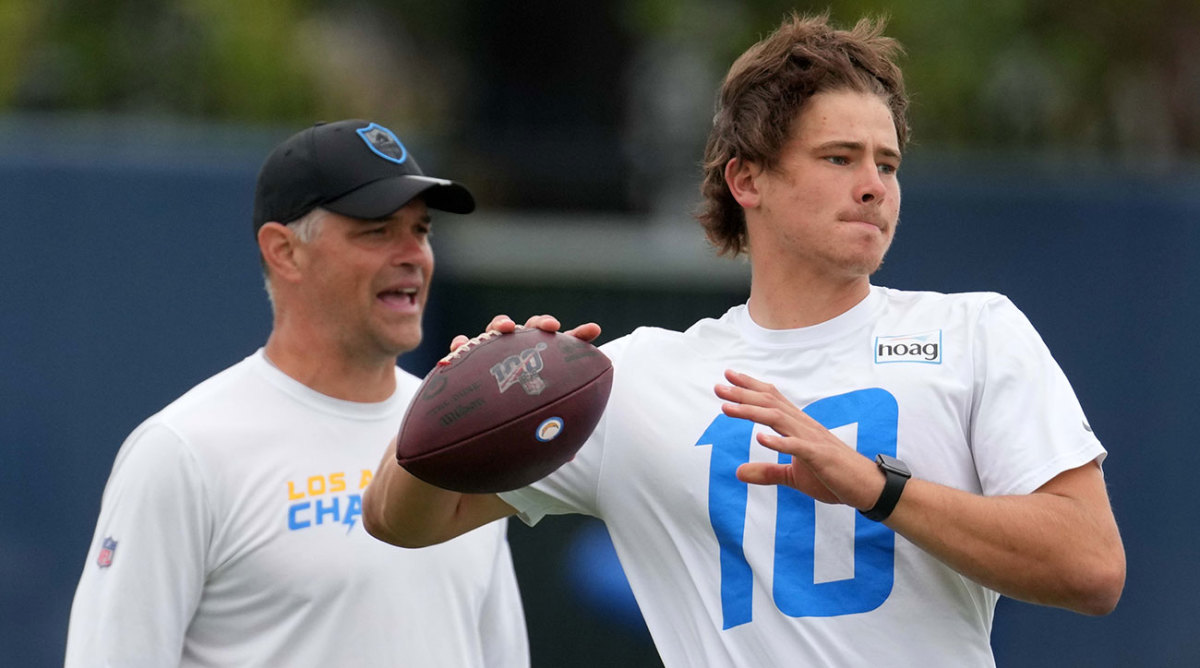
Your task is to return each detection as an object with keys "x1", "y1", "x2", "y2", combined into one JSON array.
[{"x1": 252, "y1": 119, "x2": 475, "y2": 232}]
